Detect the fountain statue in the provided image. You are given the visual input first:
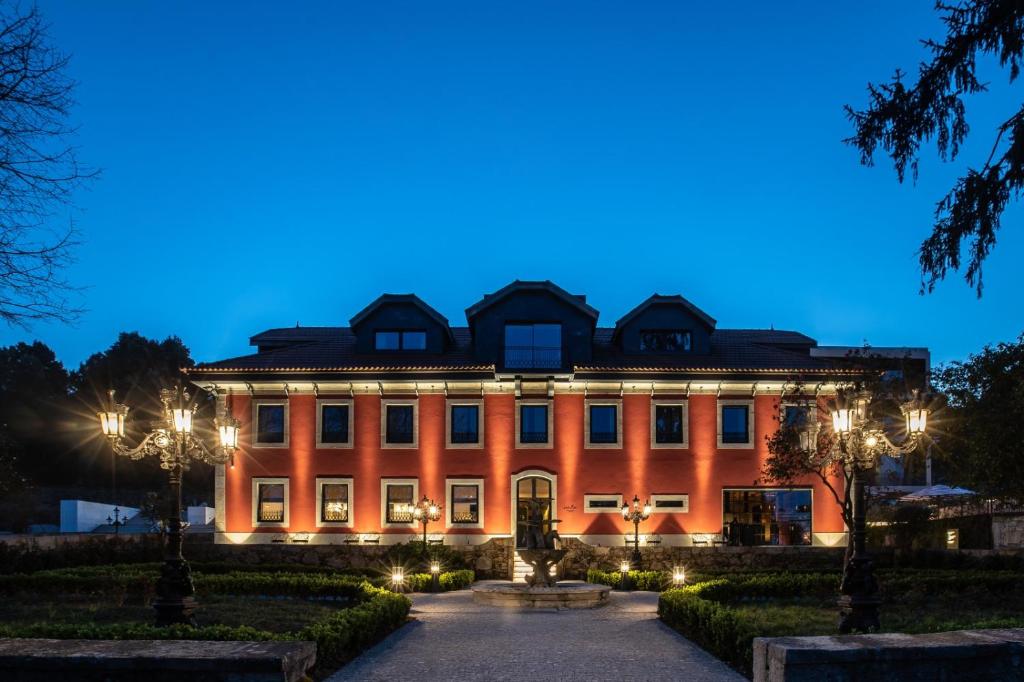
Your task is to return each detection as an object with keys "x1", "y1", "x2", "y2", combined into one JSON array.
[{"x1": 517, "y1": 500, "x2": 566, "y2": 587}]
